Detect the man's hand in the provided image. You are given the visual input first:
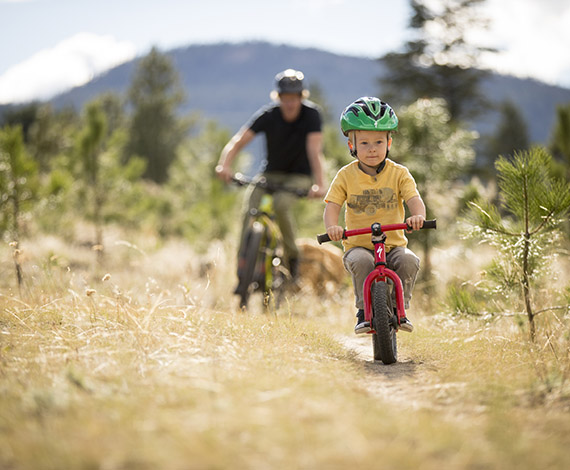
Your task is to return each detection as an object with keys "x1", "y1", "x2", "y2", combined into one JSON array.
[
  {"x1": 308, "y1": 184, "x2": 326, "y2": 199},
  {"x1": 215, "y1": 164, "x2": 233, "y2": 183},
  {"x1": 326, "y1": 225, "x2": 344, "y2": 241}
]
